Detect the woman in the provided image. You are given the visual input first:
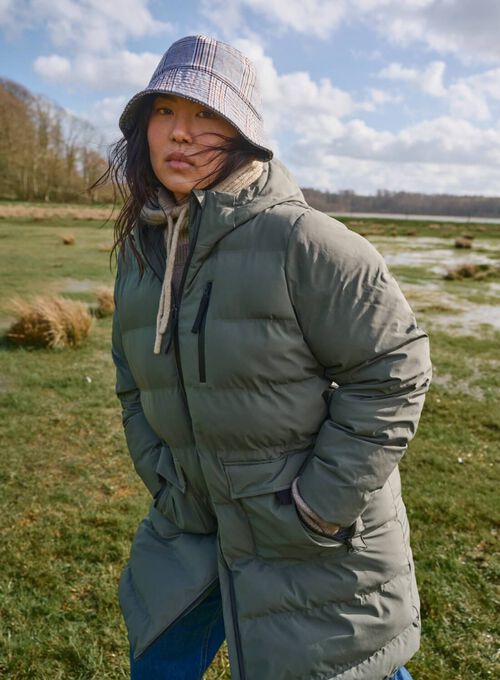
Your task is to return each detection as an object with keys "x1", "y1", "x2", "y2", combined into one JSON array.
[{"x1": 108, "y1": 34, "x2": 431, "y2": 680}]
